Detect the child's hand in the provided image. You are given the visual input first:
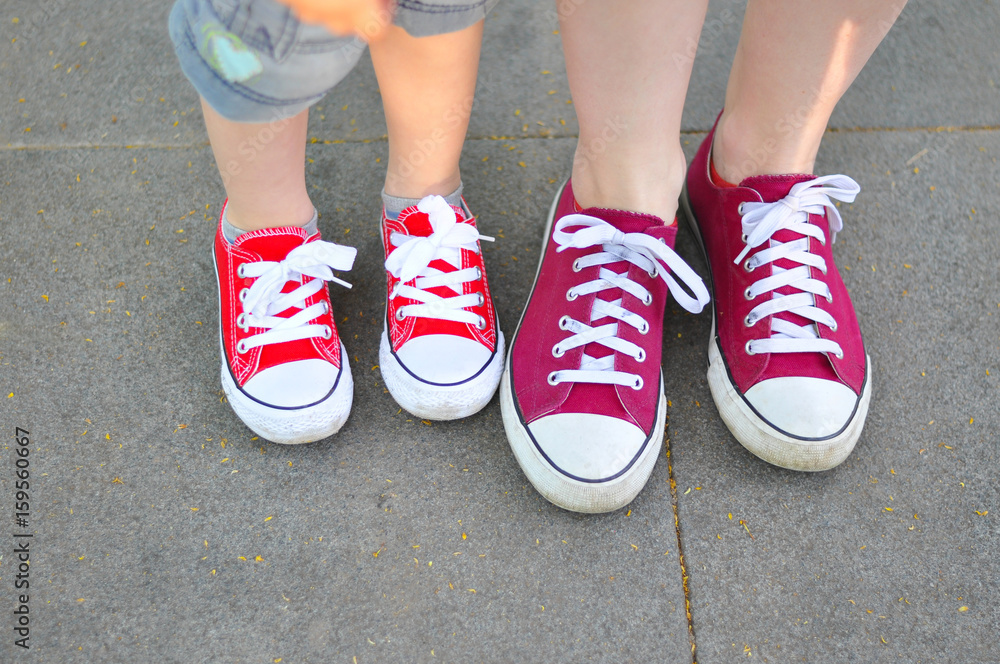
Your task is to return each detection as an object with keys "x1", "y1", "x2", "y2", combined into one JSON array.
[{"x1": 275, "y1": 0, "x2": 394, "y2": 42}]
